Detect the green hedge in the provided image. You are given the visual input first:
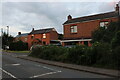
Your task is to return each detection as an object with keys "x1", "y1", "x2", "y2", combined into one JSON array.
[
  {"x1": 29, "y1": 44, "x2": 119, "y2": 70},
  {"x1": 9, "y1": 41, "x2": 28, "y2": 51}
]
